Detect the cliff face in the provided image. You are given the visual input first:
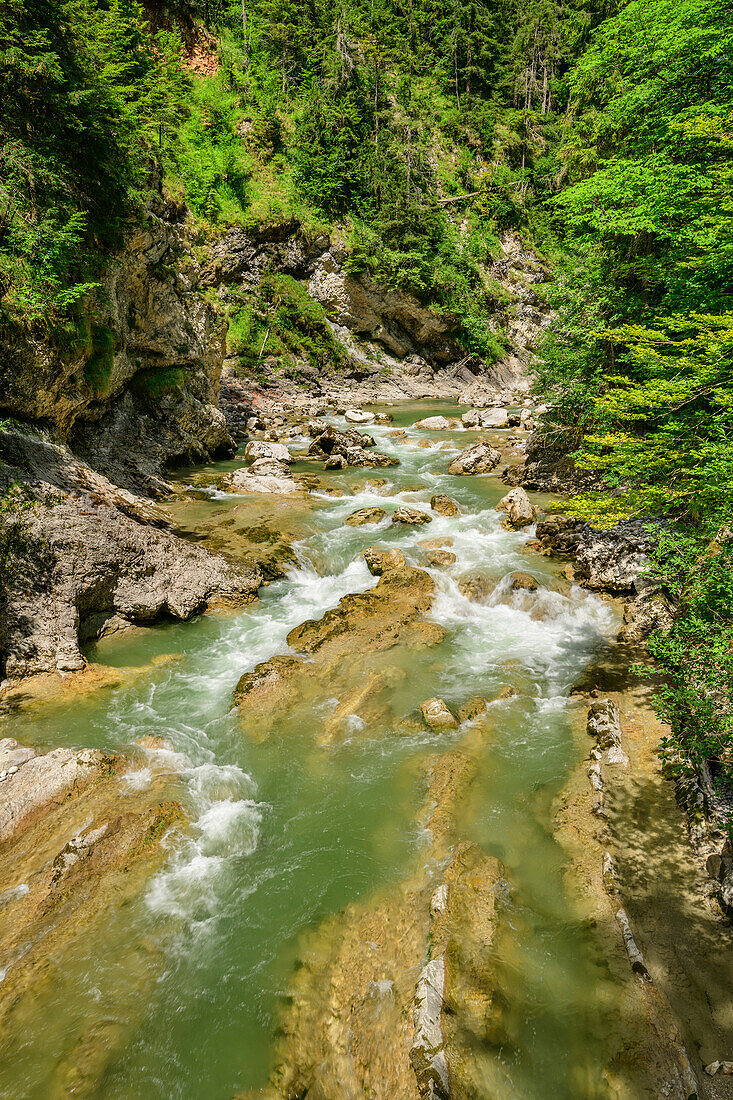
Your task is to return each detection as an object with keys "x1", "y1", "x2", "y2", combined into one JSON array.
[{"x1": 0, "y1": 201, "x2": 232, "y2": 495}]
